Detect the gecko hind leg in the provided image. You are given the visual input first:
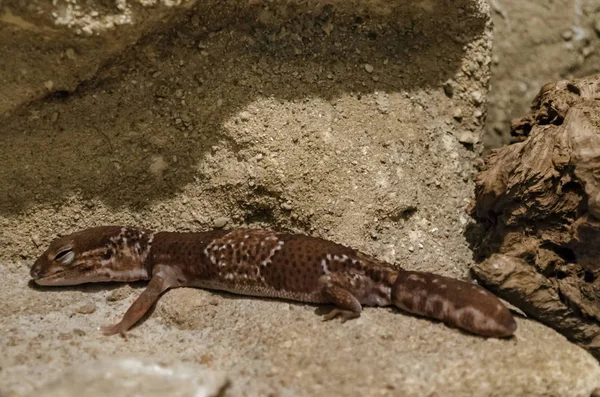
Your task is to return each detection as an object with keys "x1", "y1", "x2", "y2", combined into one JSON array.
[{"x1": 320, "y1": 283, "x2": 362, "y2": 323}]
